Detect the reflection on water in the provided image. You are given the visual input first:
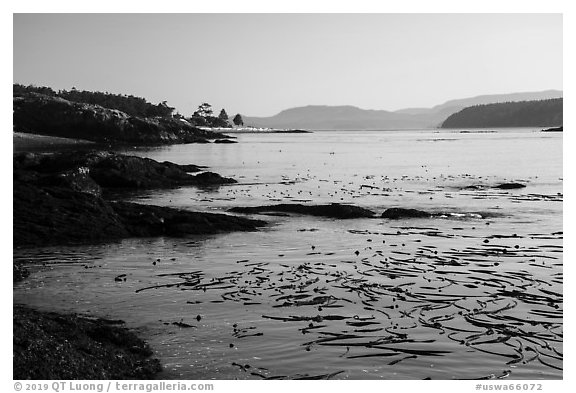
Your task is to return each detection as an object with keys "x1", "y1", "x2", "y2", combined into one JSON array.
[{"x1": 14, "y1": 129, "x2": 562, "y2": 379}]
